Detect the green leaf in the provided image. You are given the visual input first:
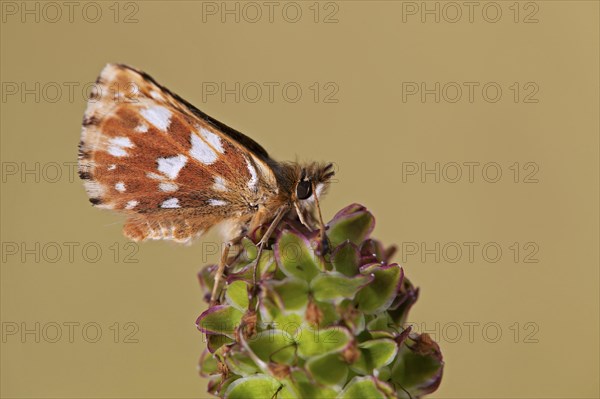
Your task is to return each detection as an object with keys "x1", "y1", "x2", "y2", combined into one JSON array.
[
  {"x1": 240, "y1": 237, "x2": 258, "y2": 261},
  {"x1": 391, "y1": 339, "x2": 444, "y2": 398},
  {"x1": 196, "y1": 305, "x2": 243, "y2": 339},
  {"x1": 225, "y1": 350, "x2": 260, "y2": 377},
  {"x1": 247, "y1": 329, "x2": 297, "y2": 365},
  {"x1": 292, "y1": 370, "x2": 338, "y2": 399},
  {"x1": 275, "y1": 230, "x2": 322, "y2": 281},
  {"x1": 198, "y1": 265, "x2": 216, "y2": 292},
  {"x1": 331, "y1": 241, "x2": 360, "y2": 277},
  {"x1": 352, "y1": 339, "x2": 398, "y2": 374},
  {"x1": 311, "y1": 272, "x2": 373, "y2": 303},
  {"x1": 207, "y1": 333, "x2": 234, "y2": 353},
  {"x1": 199, "y1": 349, "x2": 219, "y2": 377},
  {"x1": 355, "y1": 264, "x2": 403, "y2": 314},
  {"x1": 377, "y1": 366, "x2": 392, "y2": 381},
  {"x1": 257, "y1": 249, "x2": 276, "y2": 276},
  {"x1": 306, "y1": 353, "x2": 349, "y2": 387},
  {"x1": 327, "y1": 204, "x2": 375, "y2": 249},
  {"x1": 297, "y1": 326, "x2": 351, "y2": 358},
  {"x1": 367, "y1": 330, "x2": 396, "y2": 340},
  {"x1": 224, "y1": 375, "x2": 282, "y2": 399},
  {"x1": 337, "y1": 376, "x2": 387, "y2": 399},
  {"x1": 209, "y1": 375, "x2": 238, "y2": 397},
  {"x1": 228, "y1": 249, "x2": 276, "y2": 282},
  {"x1": 337, "y1": 300, "x2": 366, "y2": 334},
  {"x1": 270, "y1": 278, "x2": 309, "y2": 311},
  {"x1": 315, "y1": 301, "x2": 339, "y2": 327},
  {"x1": 366, "y1": 313, "x2": 394, "y2": 332},
  {"x1": 388, "y1": 278, "x2": 419, "y2": 326},
  {"x1": 271, "y1": 313, "x2": 304, "y2": 334},
  {"x1": 226, "y1": 280, "x2": 249, "y2": 311},
  {"x1": 274, "y1": 384, "x2": 299, "y2": 399}
]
